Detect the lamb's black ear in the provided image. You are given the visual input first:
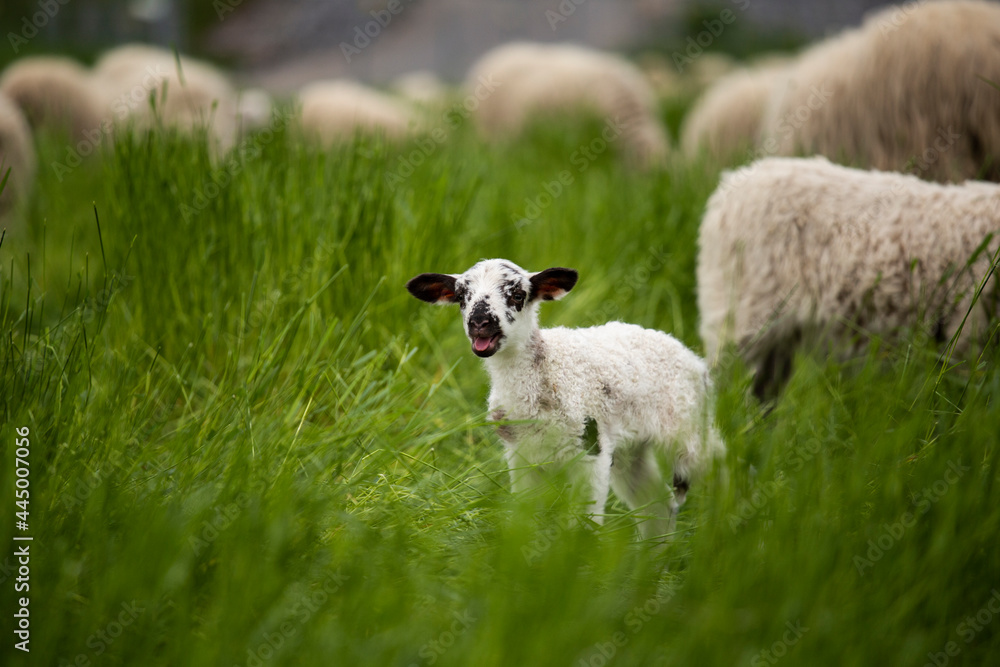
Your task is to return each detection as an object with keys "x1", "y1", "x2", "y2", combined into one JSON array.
[
  {"x1": 407, "y1": 273, "x2": 460, "y2": 304},
  {"x1": 529, "y1": 268, "x2": 578, "y2": 301}
]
